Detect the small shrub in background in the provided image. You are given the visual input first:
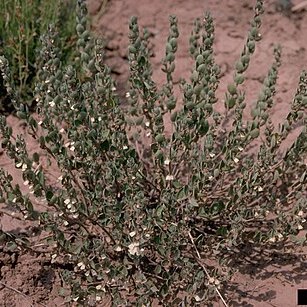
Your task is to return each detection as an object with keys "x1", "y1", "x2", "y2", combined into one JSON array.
[
  {"x1": 0, "y1": 0, "x2": 306, "y2": 306},
  {"x1": 0, "y1": 0, "x2": 77, "y2": 112}
]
